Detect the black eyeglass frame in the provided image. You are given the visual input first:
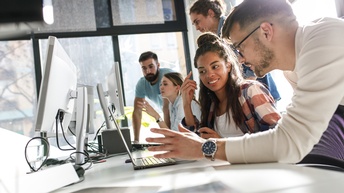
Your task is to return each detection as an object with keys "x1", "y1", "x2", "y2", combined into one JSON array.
[
  {"x1": 232, "y1": 25, "x2": 260, "y2": 58},
  {"x1": 236, "y1": 26, "x2": 260, "y2": 48}
]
